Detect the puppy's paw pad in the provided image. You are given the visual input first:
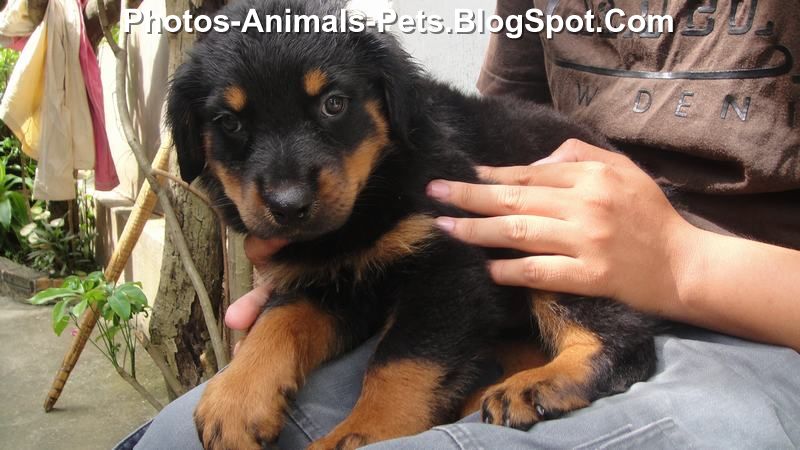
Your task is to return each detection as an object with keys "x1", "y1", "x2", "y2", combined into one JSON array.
[
  {"x1": 480, "y1": 377, "x2": 588, "y2": 430},
  {"x1": 194, "y1": 371, "x2": 285, "y2": 450}
]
